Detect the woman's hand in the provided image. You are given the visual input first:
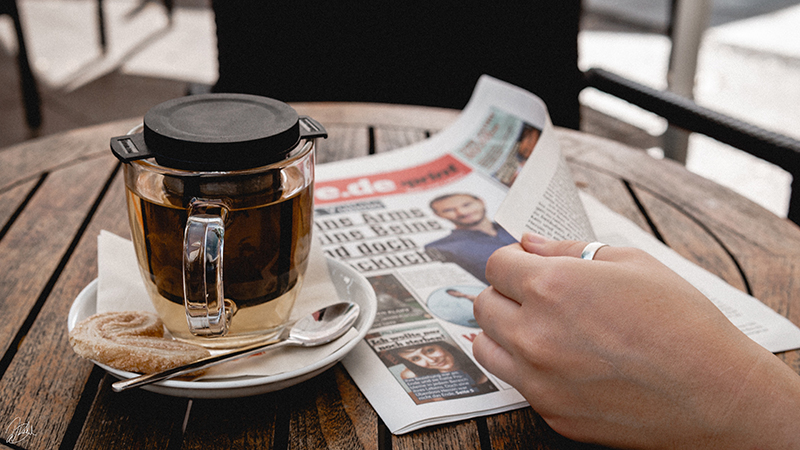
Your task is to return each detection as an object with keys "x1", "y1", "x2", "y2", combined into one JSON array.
[{"x1": 472, "y1": 233, "x2": 800, "y2": 449}]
